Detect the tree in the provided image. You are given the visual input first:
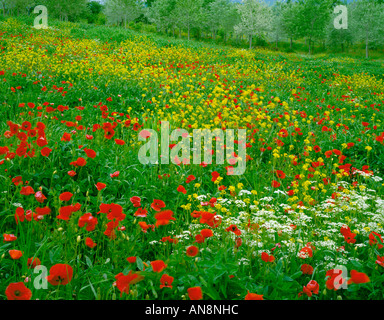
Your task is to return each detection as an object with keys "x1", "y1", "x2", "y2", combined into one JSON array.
[
  {"x1": 104, "y1": 0, "x2": 143, "y2": 28},
  {"x1": 234, "y1": 0, "x2": 272, "y2": 49},
  {"x1": 349, "y1": 0, "x2": 384, "y2": 58},
  {"x1": 86, "y1": 1, "x2": 104, "y2": 24},
  {"x1": 203, "y1": 0, "x2": 228, "y2": 40},
  {"x1": 270, "y1": 0, "x2": 285, "y2": 50},
  {"x1": 295, "y1": 0, "x2": 333, "y2": 54},
  {"x1": 220, "y1": 0, "x2": 239, "y2": 42},
  {"x1": 281, "y1": 0, "x2": 300, "y2": 50},
  {"x1": 326, "y1": 2, "x2": 352, "y2": 52},
  {"x1": 146, "y1": 0, "x2": 177, "y2": 33},
  {"x1": 41, "y1": 0, "x2": 88, "y2": 21},
  {"x1": 174, "y1": 0, "x2": 203, "y2": 40}
]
